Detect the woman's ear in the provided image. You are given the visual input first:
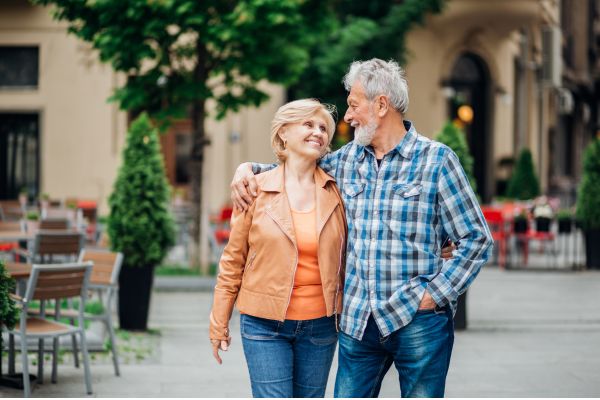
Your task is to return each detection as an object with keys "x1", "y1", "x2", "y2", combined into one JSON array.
[{"x1": 278, "y1": 129, "x2": 287, "y2": 148}]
